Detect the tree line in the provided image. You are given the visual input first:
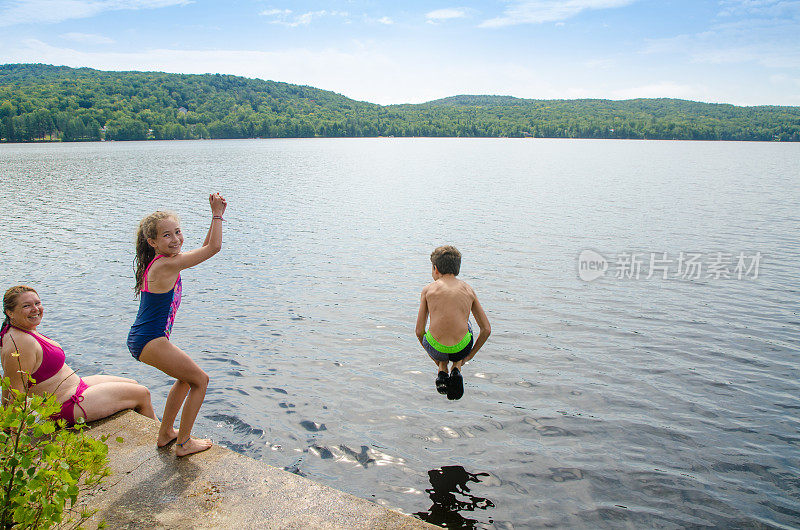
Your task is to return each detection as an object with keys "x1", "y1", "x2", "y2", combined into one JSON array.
[{"x1": 2, "y1": 63, "x2": 799, "y2": 142}]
